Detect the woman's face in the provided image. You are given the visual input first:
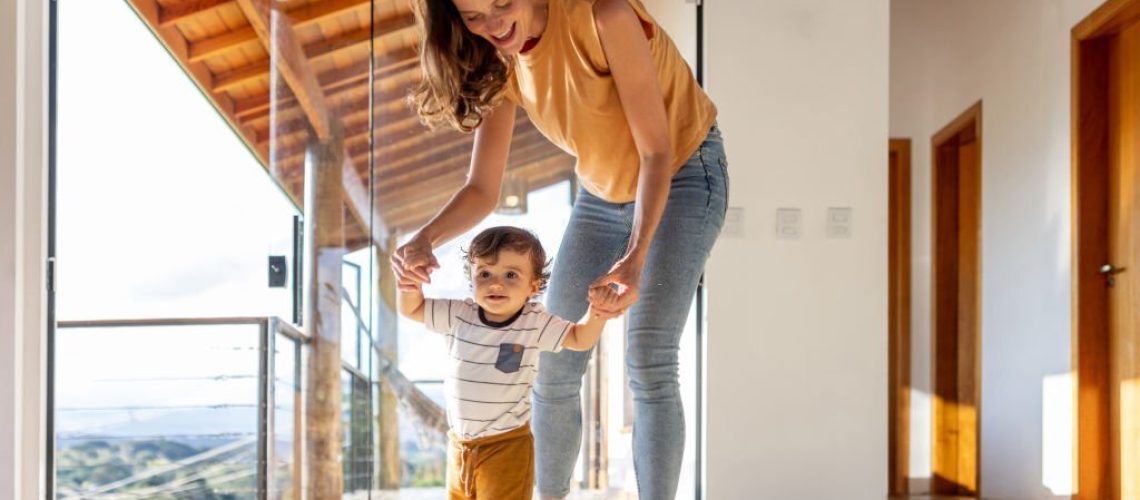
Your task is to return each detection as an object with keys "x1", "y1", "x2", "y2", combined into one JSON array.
[{"x1": 451, "y1": 0, "x2": 539, "y2": 55}]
